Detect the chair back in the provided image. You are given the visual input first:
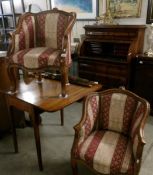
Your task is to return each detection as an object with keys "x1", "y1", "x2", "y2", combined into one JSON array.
[
  {"x1": 36, "y1": 9, "x2": 75, "y2": 49},
  {"x1": 85, "y1": 89, "x2": 149, "y2": 136}
]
